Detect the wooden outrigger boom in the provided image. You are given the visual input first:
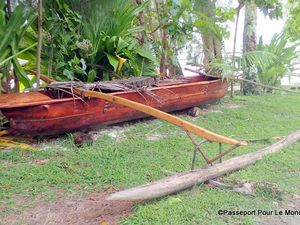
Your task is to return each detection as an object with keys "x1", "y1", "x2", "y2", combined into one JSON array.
[{"x1": 78, "y1": 89, "x2": 246, "y2": 146}]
